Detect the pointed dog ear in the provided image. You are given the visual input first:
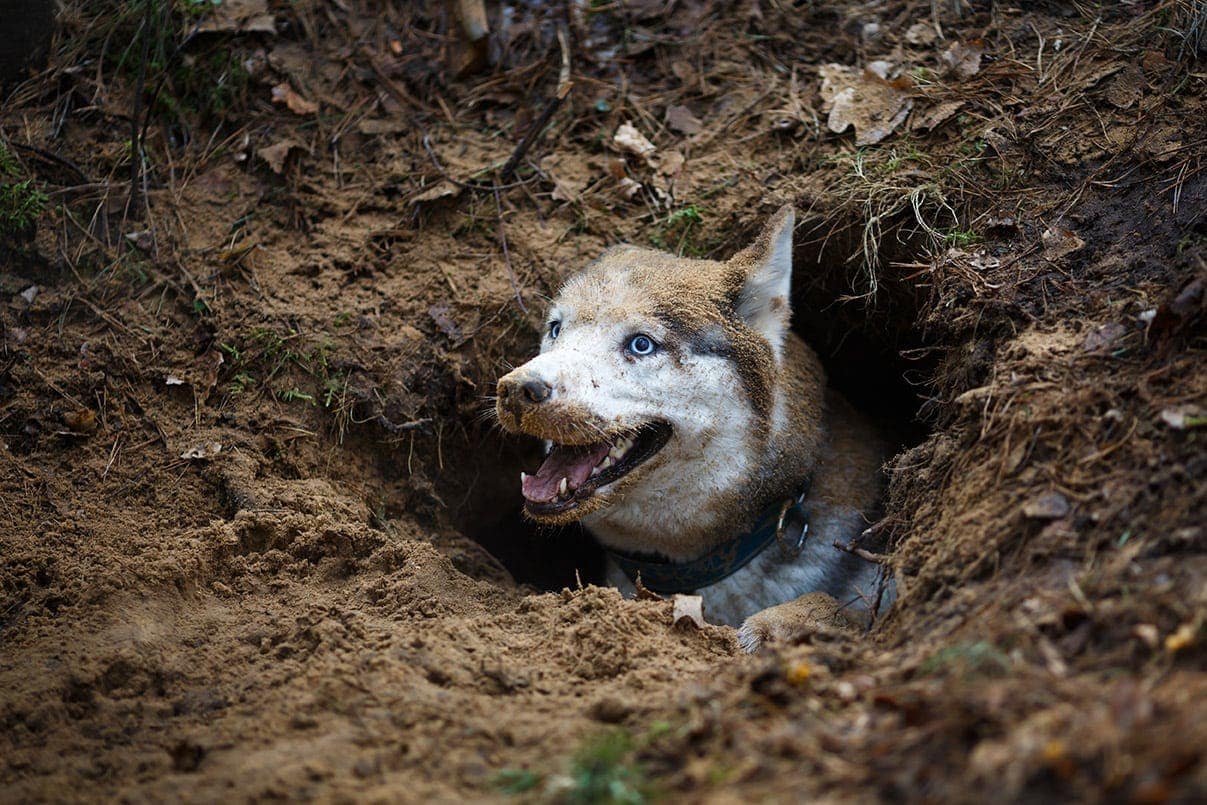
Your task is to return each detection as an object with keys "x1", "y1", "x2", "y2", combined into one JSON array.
[{"x1": 731, "y1": 205, "x2": 795, "y2": 357}]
